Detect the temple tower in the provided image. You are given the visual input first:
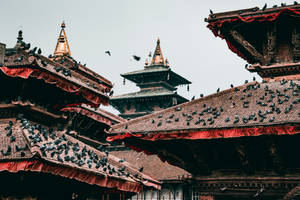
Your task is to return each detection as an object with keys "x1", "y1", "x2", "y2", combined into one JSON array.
[{"x1": 110, "y1": 39, "x2": 191, "y2": 119}]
